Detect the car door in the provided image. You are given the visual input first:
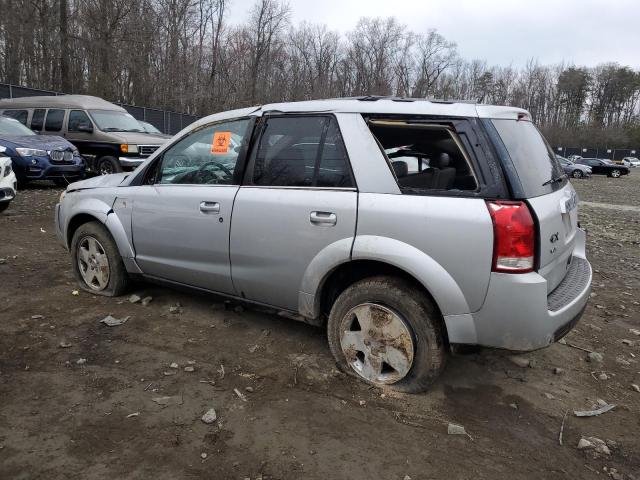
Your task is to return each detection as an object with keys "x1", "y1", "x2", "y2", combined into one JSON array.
[
  {"x1": 589, "y1": 159, "x2": 604, "y2": 174},
  {"x1": 230, "y1": 115, "x2": 357, "y2": 311},
  {"x1": 131, "y1": 117, "x2": 254, "y2": 294},
  {"x1": 66, "y1": 110, "x2": 95, "y2": 146}
]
